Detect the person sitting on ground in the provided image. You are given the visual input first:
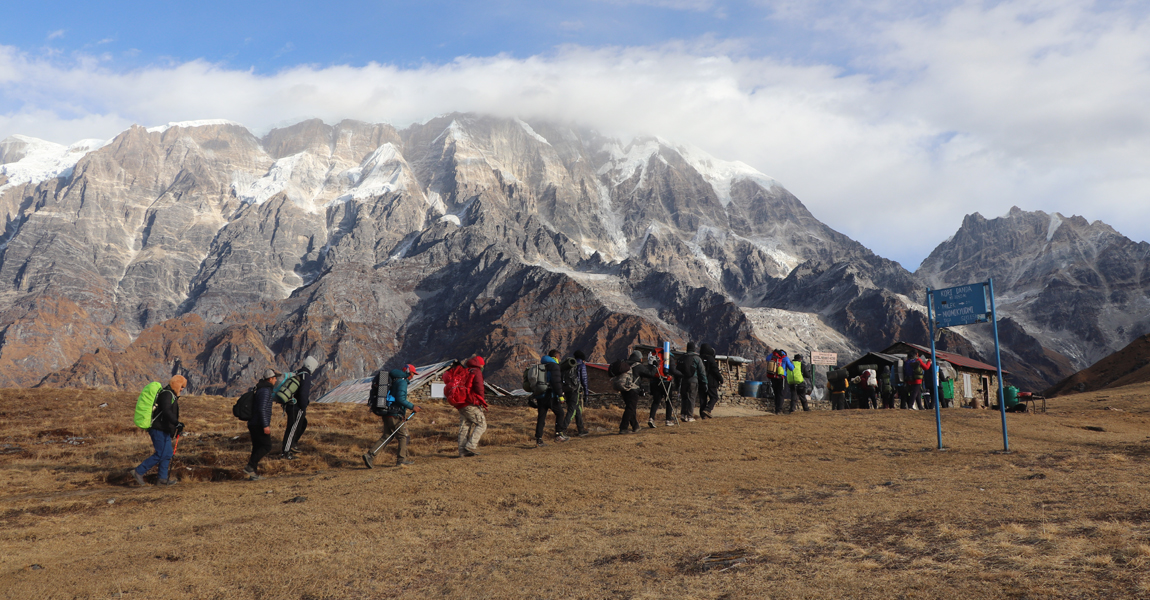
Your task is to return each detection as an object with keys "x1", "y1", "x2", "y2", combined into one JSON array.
[
  {"x1": 244, "y1": 370, "x2": 277, "y2": 481},
  {"x1": 457, "y1": 356, "x2": 488, "y2": 457},
  {"x1": 534, "y1": 350, "x2": 568, "y2": 446},
  {"x1": 131, "y1": 375, "x2": 186, "y2": 487},
  {"x1": 363, "y1": 364, "x2": 422, "y2": 468}
]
